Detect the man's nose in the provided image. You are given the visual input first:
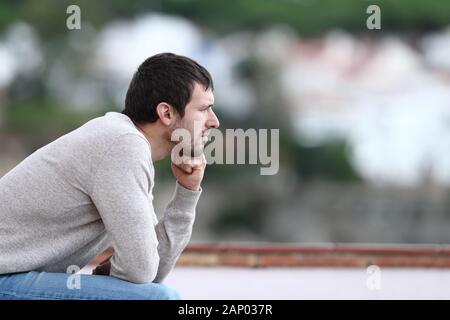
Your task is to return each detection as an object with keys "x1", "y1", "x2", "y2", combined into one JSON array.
[{"x1": 207, "y1": 109, "x2": 220, "y2": 129}]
